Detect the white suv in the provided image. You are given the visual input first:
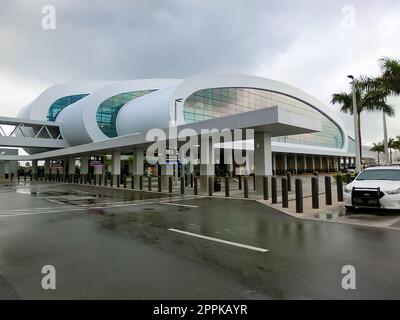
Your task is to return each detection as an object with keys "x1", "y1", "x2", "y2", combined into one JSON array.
[{"x1": 344, "y1": 166, "x2": 400, "y2": 211}]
